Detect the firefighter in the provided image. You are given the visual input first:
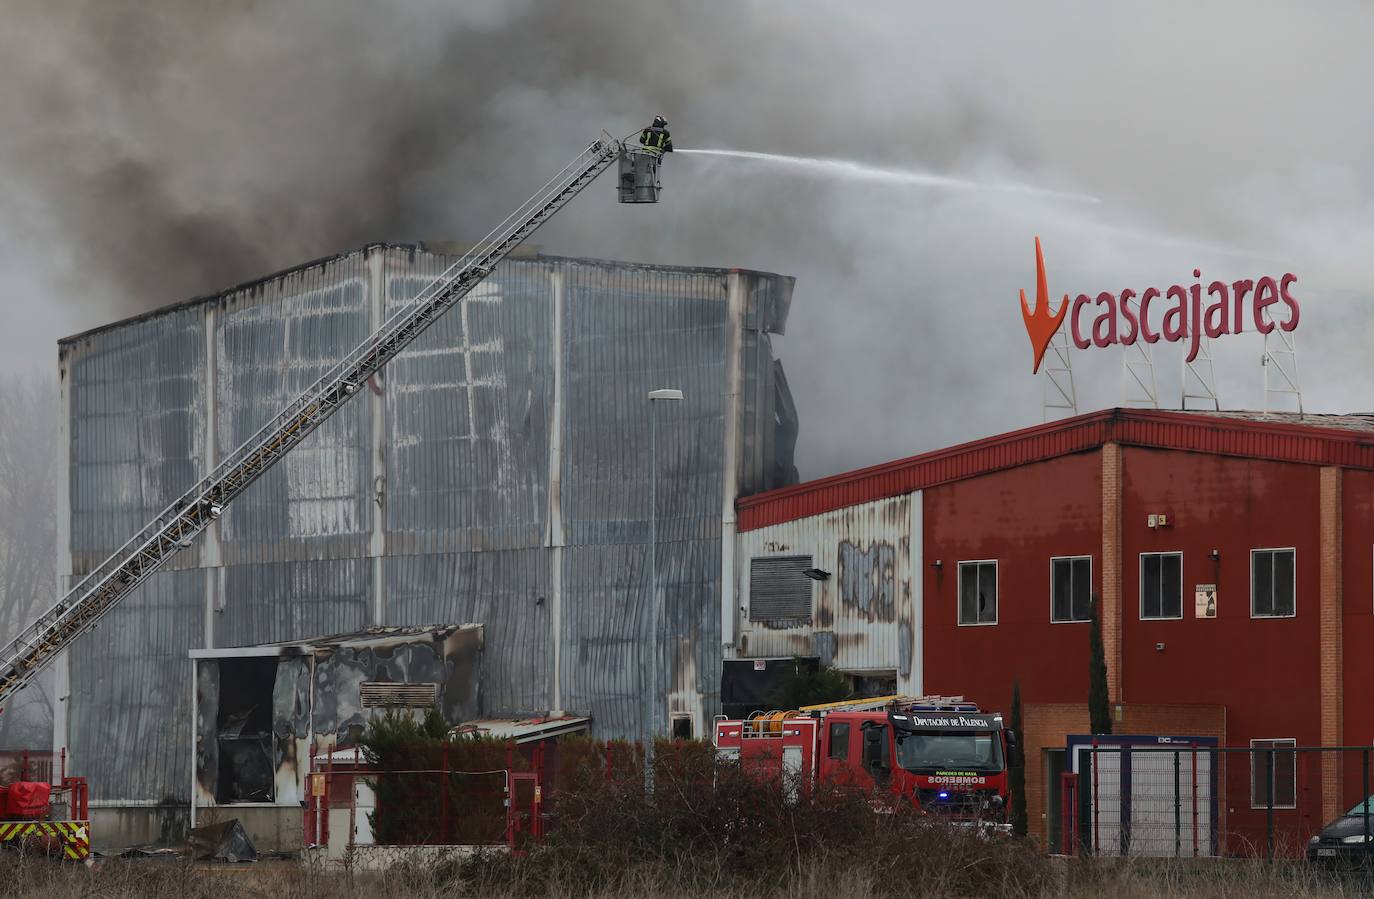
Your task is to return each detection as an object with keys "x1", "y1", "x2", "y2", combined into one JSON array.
[{"x1": 640, "y1": 116, "x2": 673, "y2": 157}]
